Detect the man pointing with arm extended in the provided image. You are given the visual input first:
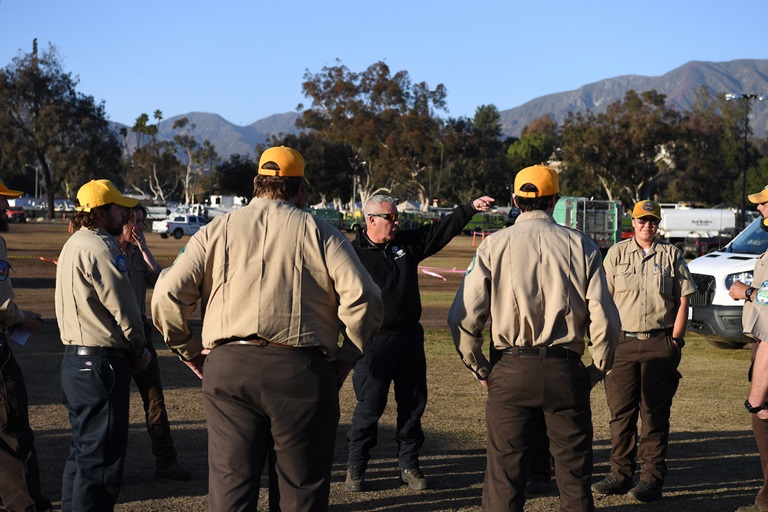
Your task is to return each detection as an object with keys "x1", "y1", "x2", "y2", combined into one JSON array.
[{"x1": 345, "y1": 191, "x2": 494, "y2": 492}]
